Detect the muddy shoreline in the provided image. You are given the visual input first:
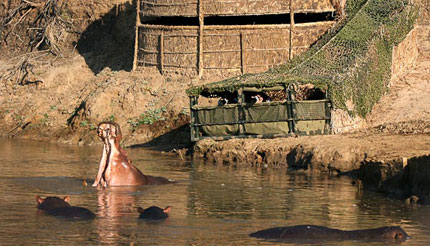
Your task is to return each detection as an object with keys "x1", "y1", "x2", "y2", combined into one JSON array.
[{"x1": 192, "y1": 132, "x2": 430, "y2": 204}]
